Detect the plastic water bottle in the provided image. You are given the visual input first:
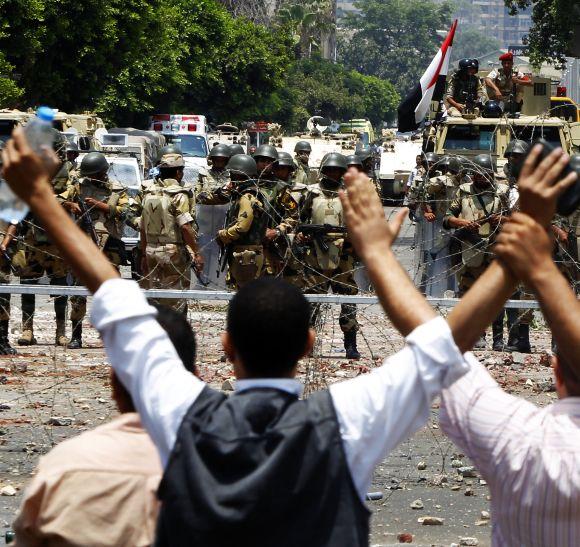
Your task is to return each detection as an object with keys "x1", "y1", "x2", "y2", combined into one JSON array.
[{"x1": 0, "y1": 106, "x2": 55, "y2": 223}]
